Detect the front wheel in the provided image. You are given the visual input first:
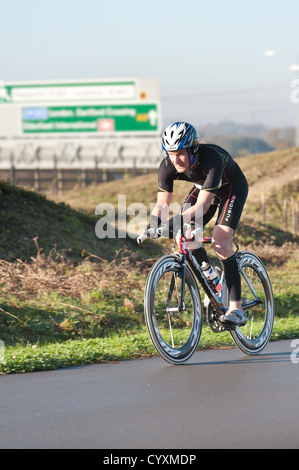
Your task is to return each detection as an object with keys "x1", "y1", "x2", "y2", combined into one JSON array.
[
  {"x1": 230, "y1": 251, "x2": 275, "y2": 355},
  {"x1": 144, "y1": 255, "x2": 203, "y2": 364}
]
